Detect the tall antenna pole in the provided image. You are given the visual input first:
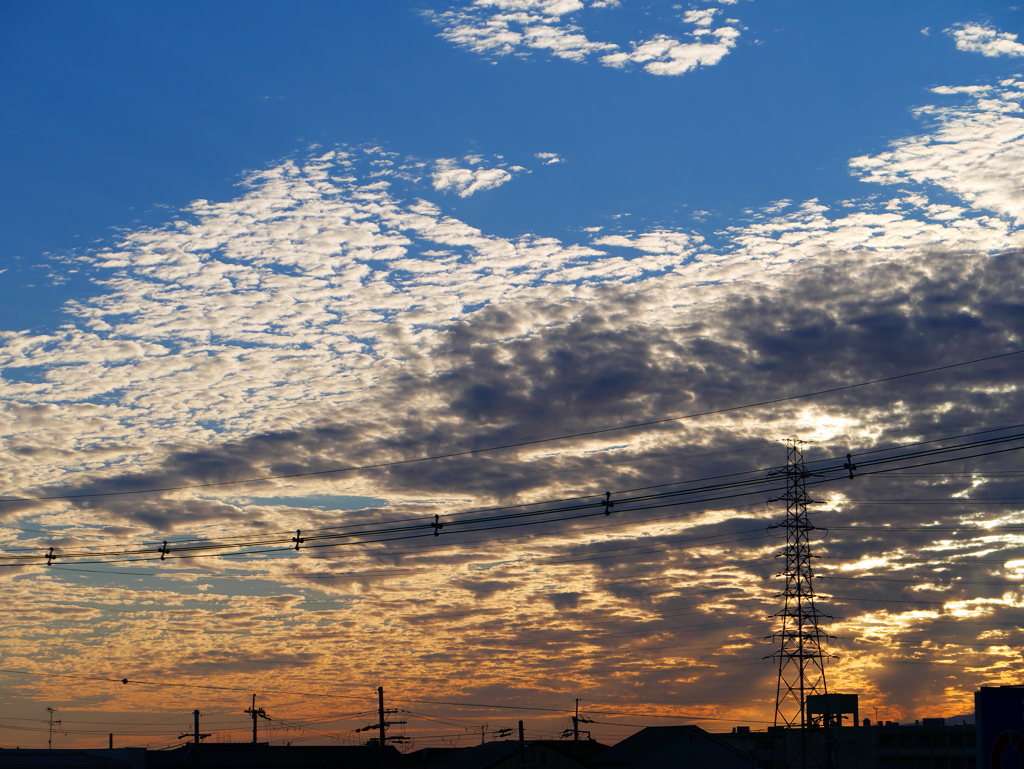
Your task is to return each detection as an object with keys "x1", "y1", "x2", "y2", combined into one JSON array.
[{"x1": 770, "y1": 440, "x2": 833, "y2": 768}]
